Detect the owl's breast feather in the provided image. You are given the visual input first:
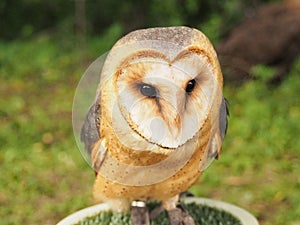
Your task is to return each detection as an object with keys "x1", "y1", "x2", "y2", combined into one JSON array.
[{"x1": 93, "y1": 113, "x2": 212, "y2": 202}]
